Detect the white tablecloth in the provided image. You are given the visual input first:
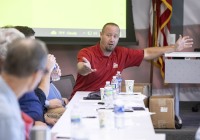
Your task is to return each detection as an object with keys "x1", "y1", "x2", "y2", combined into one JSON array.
[{"x1": 52, "y1": 91, "x2": 165, "y2": 140}]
